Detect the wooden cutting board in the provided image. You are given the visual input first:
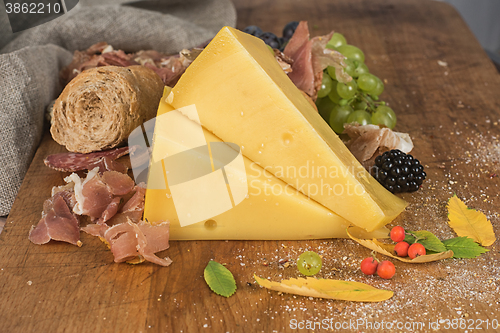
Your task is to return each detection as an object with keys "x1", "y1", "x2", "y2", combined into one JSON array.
[{"x1": 1, "y1": 0, "x2": 500, "y2": 331}]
